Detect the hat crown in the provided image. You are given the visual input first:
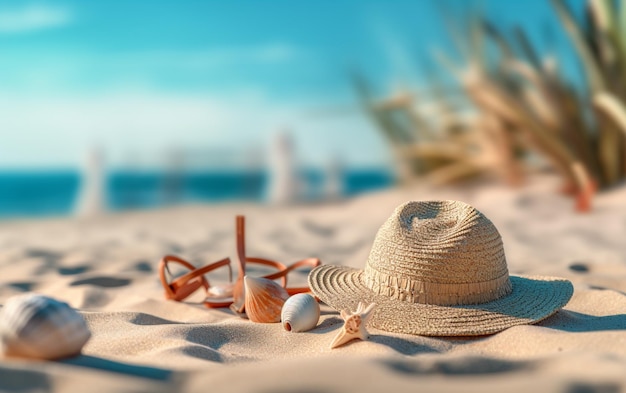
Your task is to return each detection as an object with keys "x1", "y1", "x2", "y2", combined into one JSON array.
[{"x1": 364, "y1": 200, "x2": 511, "y2": 306}]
